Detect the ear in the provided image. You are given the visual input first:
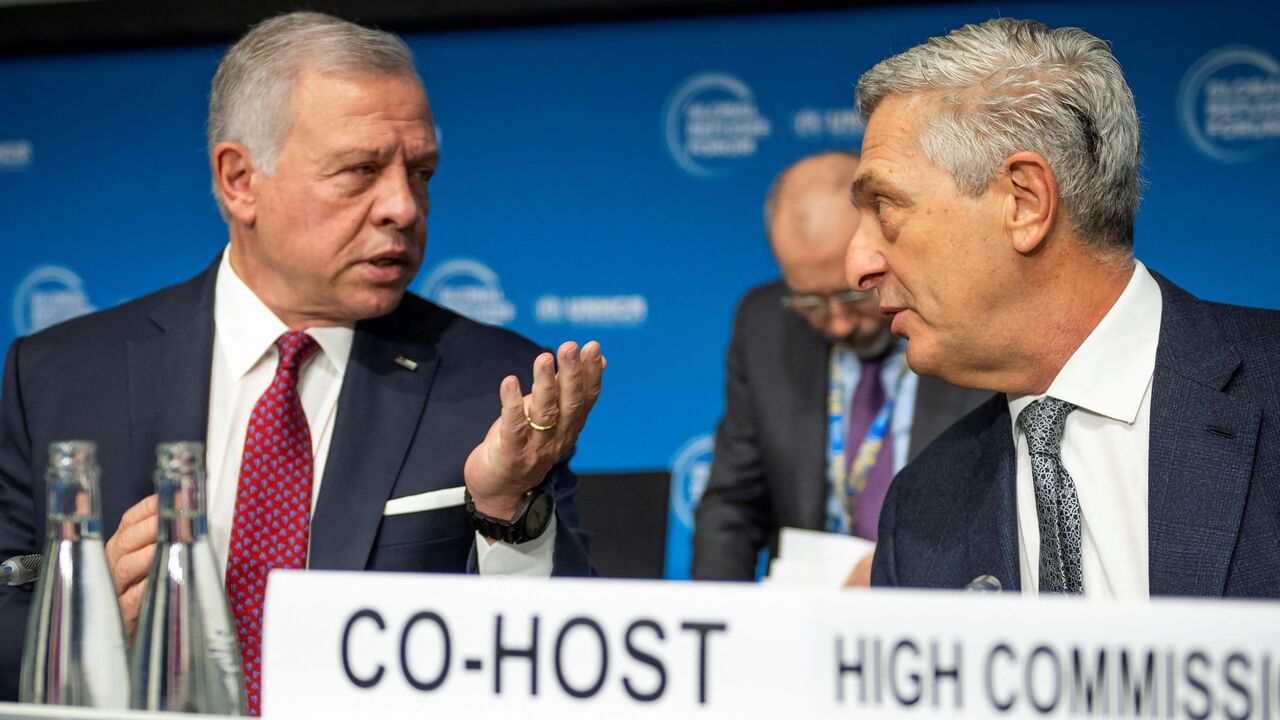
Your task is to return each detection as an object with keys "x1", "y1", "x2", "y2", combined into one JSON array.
[
  {"x1": 211, "y1": 142, "x2": 258, "y2": 226},
  {"x1": 1000, "y1": 151, "x2": 1058, "y2": 255}
]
